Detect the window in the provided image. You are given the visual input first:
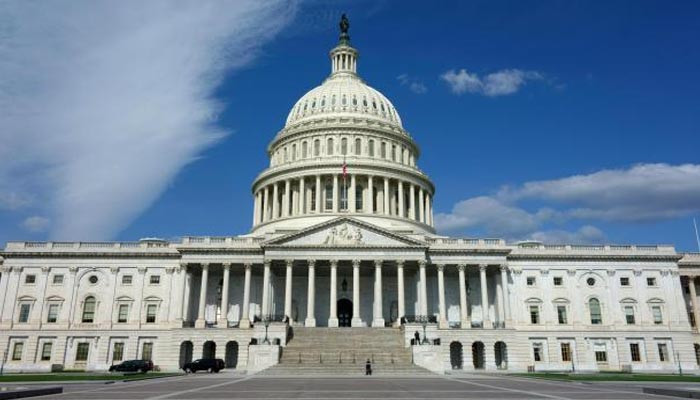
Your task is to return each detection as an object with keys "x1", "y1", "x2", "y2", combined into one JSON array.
[
  {"x1": 355, "y1": 185, "x2": 363, "y2": 211},
  {"x1": 341, "y1": 138, "x2": 347, "y2": 155},
  {"x1": 324, "y1": 183, "x2": 333, "y2": 211},
  {"x1": 586, "y1": 277, "x2": 596, "y2": 286},
  {"x1": 647, "y1": 277, "x2": 657, "y2": 287},
  {"x1": 526, "y1": 277, "x2": 536, "y2": 286},
  {"x1": 75, "y1": 343, "x2": 90, "y2": 361},
  {"x1": 146, "y1": 304, "x2": 157, "y2": 323},
  {"x1": 553, "y1": 277, "x2": 563, "y2": 286},
  {"x1": 354, "y1": 138, "x2": 361, "y2": 155},
  {"x1": 310, "y1": 186, "x2": 317, "y2": 211},
  {"x1": 18, "y1": 303, "x2": 31, "y2": 323},
  {"x1": 533, "y1": 343, "x2": 543, "y2": 362},
  {"x1": 630, "y1": 343, "x2": 641, "y2": 362},
  {"x1": 368, "y1": 140, "x2": 375, "y2": 157},
  {"x1": 595, "y1": 349, "x2": 608, "y2": 363},
  {"x1": 652, "y1": 306, "x2": 663, "y2": 324},
  {"x1": 149, "y1": 275, "x2": 160, "y2": 285},
  {"x1": 340, "y1": 184, "x2": 348, "y2": 211},
  {"x1": 380, "y1": 142, "x2": 386, "y2": 158},
  {"x1": 657, "y1": 343, "x2": 669, "y2": 362},
  {"x1": 620, "y1": 277, "x2": 630, "y2": 286},
  {"x1": 12, "y1": 342, "x2": 23, "y2": 360},
  {"x1": 557, "y1": 305, "x2": 568, "y2": 324},
  {"x1": 122, "y1": 275, "x2": 133, "y2": 285},
  {"x1": 117, "y1": 304, "x2": 129, "y2": 323},
  {"x1": 624, "y1": 306, "x2": 635, "y2": 324},
  {"x1": 560, "y1": 343, "x2": 572, "y2": 362},
  {"x1": 82, "y1": 296, "x2": 96, "y2": 323},
  {"x1": 113, "y1": 343, "x2": 124, "y2": 362},
  {"x1": 327, "y1": 138, "x2": 334, "y2": 155},
  {"x1": 529, "y1": 305, "x2": 540, "y2": 324},
  {"x1": 302, "y1": 141, "x2": 308, "y2": 158},
  {"x1": 142, "y1": 343, "x2": 153, "y2": 361},
  {"x1": 41, "y1": 342, "x2": 52, "y2": 361},
  {"x1": 47, "y1": 304, "x2": 59, "y2": 323},
  {"x1": 589, "y1": 298, "x2": 602, "y2": 325},
  {"x1": 391, "y1": 144, "x2": 396, "y2": 161},
  {"x1": 88, "y1": 275, "x2": 98, "y2": 284},
  {"x1": 25, "y1": 274, "x2": 36, "y2": 284},
  {"x1": 52, "y1": 274, "x2": 64, "y2": 285}
]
